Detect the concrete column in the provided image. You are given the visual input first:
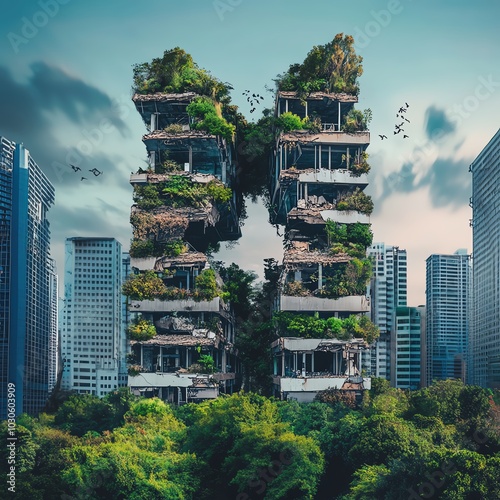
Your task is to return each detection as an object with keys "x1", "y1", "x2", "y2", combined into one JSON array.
[
  {"x1": 338, "y1": 101, "x2": 341, "y2": 131},
  {"x1": 318, "y1": 263, "x2": 323, "y2": 290}
]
